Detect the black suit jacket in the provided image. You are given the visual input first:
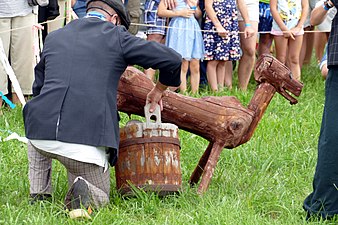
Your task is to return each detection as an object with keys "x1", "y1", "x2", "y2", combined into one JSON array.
[
  {"x1": 23, "y1": 17, "x2": 181, "y2": 149},
  {"x1": 328, "y1": 0, "x2": 338, "y2": 67}
]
